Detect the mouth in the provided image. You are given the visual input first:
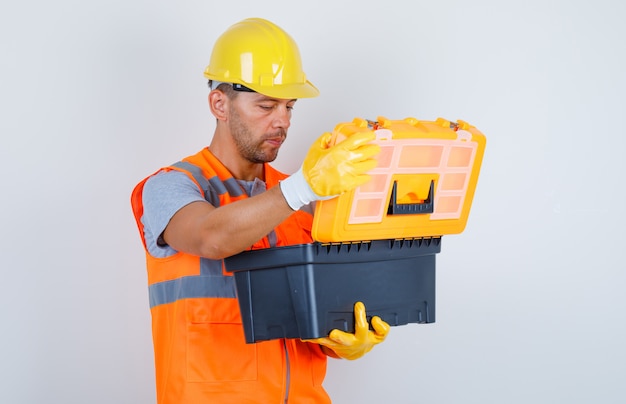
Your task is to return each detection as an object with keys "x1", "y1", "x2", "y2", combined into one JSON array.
[{"x1": 263, "y1": 135, "x2": 285, "y2": 147}]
